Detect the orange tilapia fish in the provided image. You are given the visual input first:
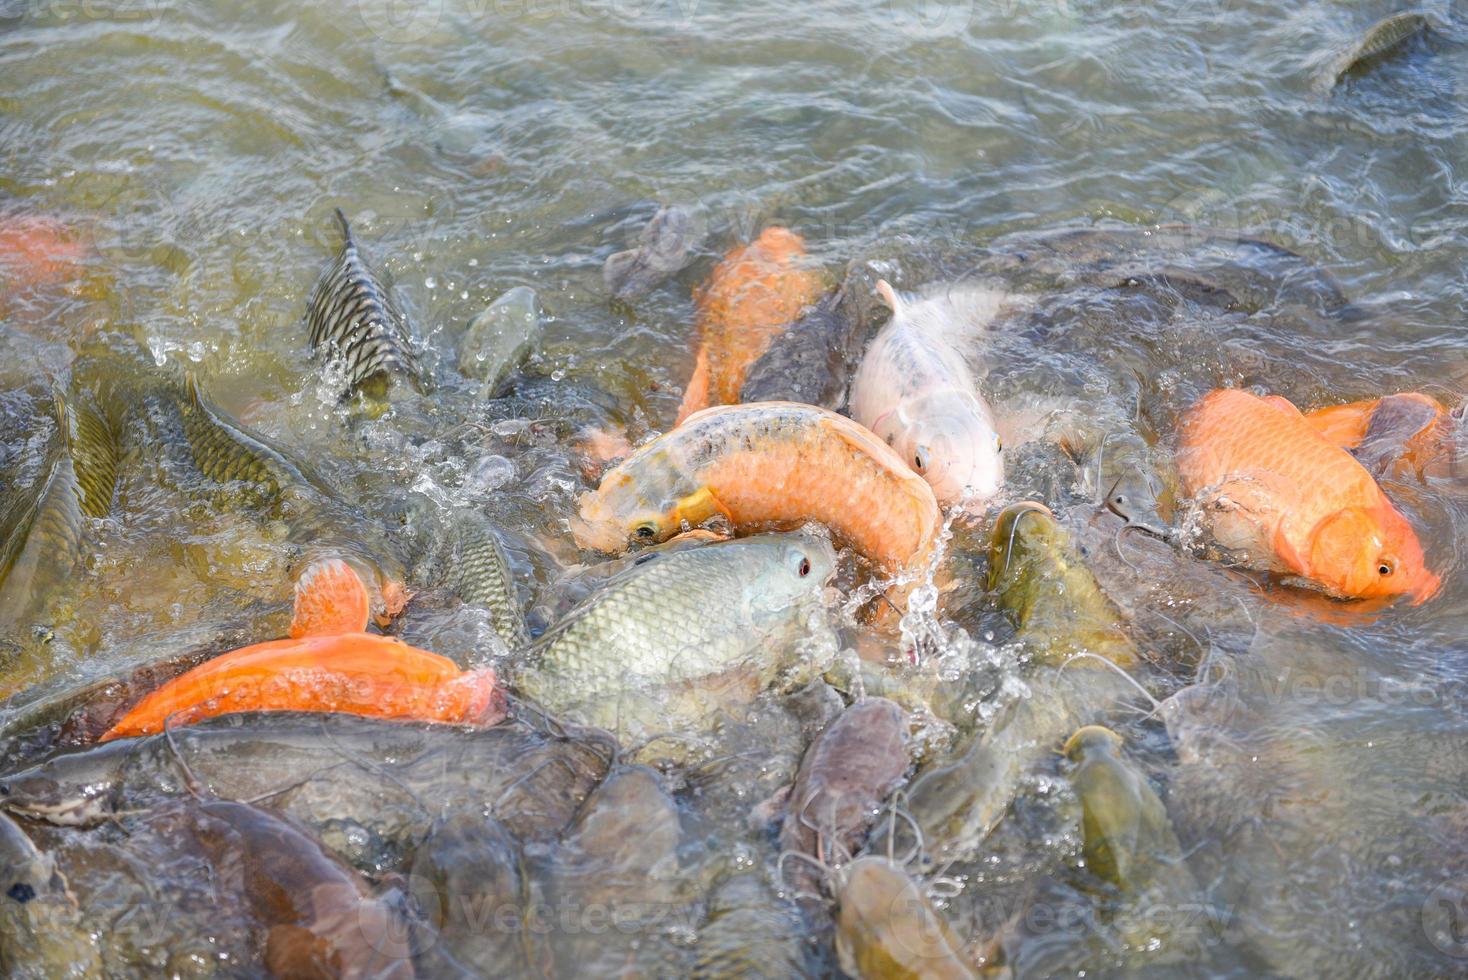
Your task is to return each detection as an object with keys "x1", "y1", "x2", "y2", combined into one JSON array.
[
  {"x1": 1303, "y1": 392, "x2": 1451, "y2": 478},
  {"x1": 0, "y1": 215, "x2": 86, "y2": 290},
  {"x1": 1177, "y1": 388, "x2": 1439, "y2": 603},
  {"x1": 676, "y1": 227, "x2": 825, "y2": 423},
  {"x1": 101, "y1": 560, "x2": 505, "y2": 740},
  {"x1": 573, "y1": 402, "x2": 940, "y2": 587}
]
